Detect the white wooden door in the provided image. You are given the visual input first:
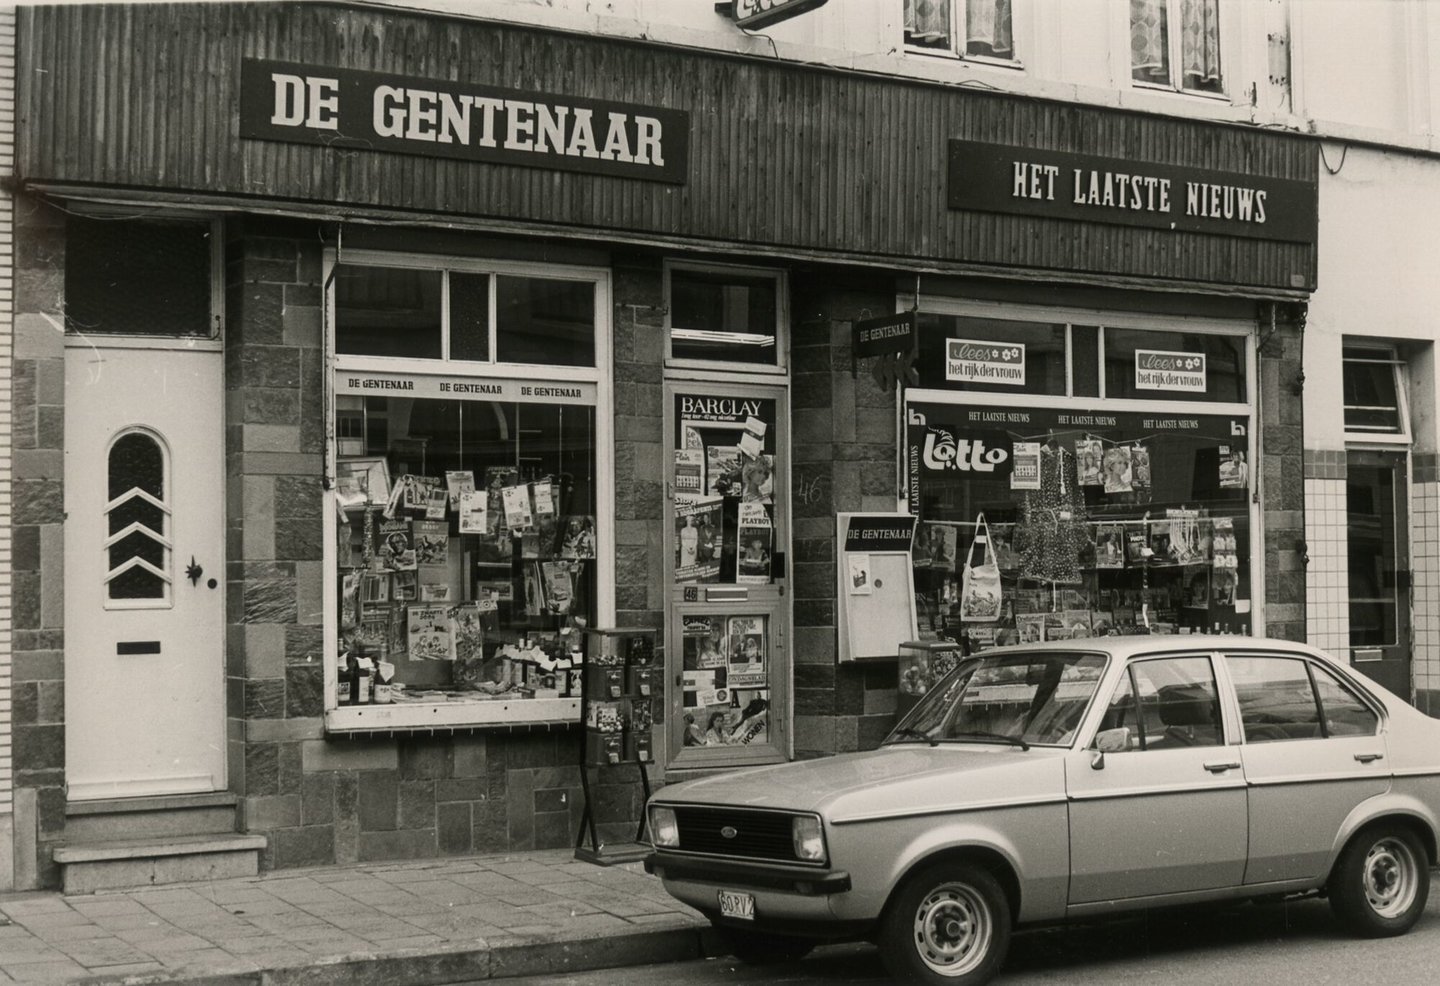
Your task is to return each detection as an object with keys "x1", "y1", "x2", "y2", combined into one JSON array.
[{"x1": 64, "y1": 345, "x2": 226, "y2": 800}]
